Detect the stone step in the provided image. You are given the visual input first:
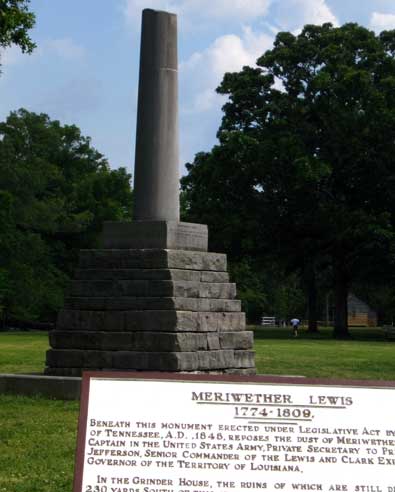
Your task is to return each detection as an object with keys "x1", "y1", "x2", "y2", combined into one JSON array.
[
  {"x1": 56, "y1": 310, "x2": 246, "y2": 332},
  {"x1": 69, "y1": 280, "x2": 236, "y2": 299},
  {"x1": 78, "y1": 249, "x2": 227, "y2": 271},
  {"x1": 44, "y1": 367, "x2": 256, "y2": 377},
  {"x1": 74, "y1": 268, "x2": 229, "y2": 283},
  {"x1": 46, "y1": 348, "x2": 255, "y2": 371},
  {"x1": 64, "y1": 297, "x2": 241, "y2": 312},
  {"x1": 49, "y1": 330, "x2": 253, "y2": 352}
]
